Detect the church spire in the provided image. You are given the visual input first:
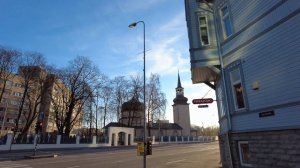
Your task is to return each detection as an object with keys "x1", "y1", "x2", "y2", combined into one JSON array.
[
  {"x1": 173, "y1": 71, "x2": 188, "y2": 105},
  {"x1": 177, "y1": 72, "x2": 182, "y2": 89}
]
